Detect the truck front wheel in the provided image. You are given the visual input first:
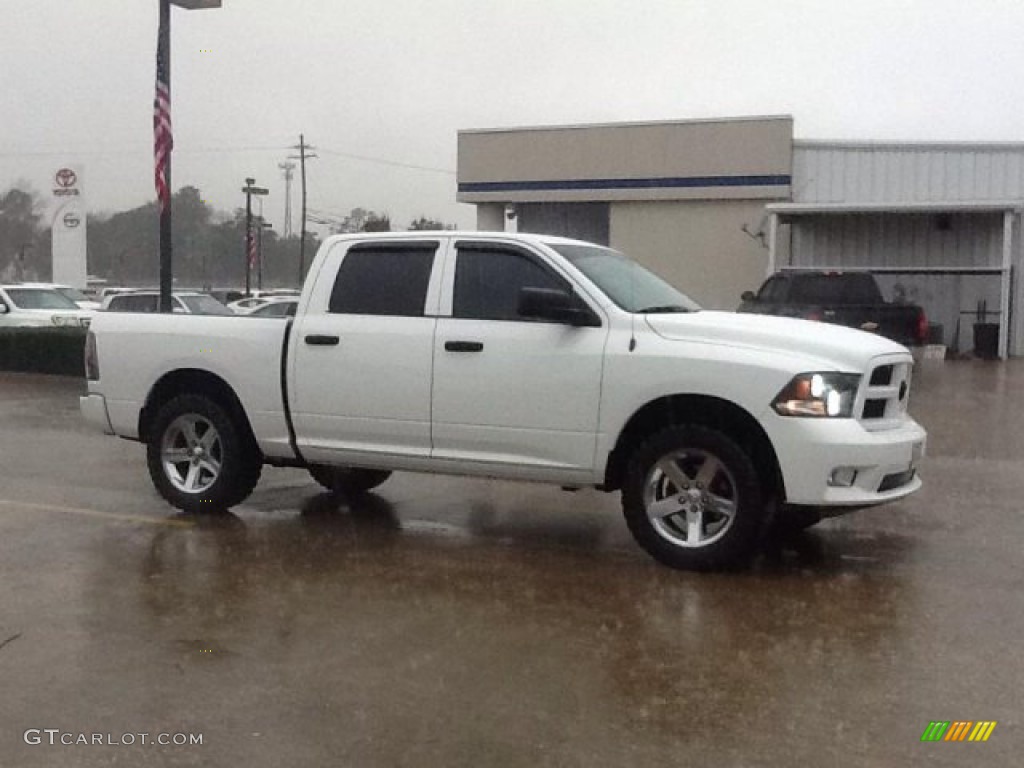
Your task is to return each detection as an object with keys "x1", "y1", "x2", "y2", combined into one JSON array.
[
  {"x1": 622, "y1": 425, "x2": 763, "y2": 571},
  {"x1": 146, "y1": 394, "x2": 262, "y2": 513},
  {"x1": 308, "y1": 465, "x2": 392, "y2": 496}
]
